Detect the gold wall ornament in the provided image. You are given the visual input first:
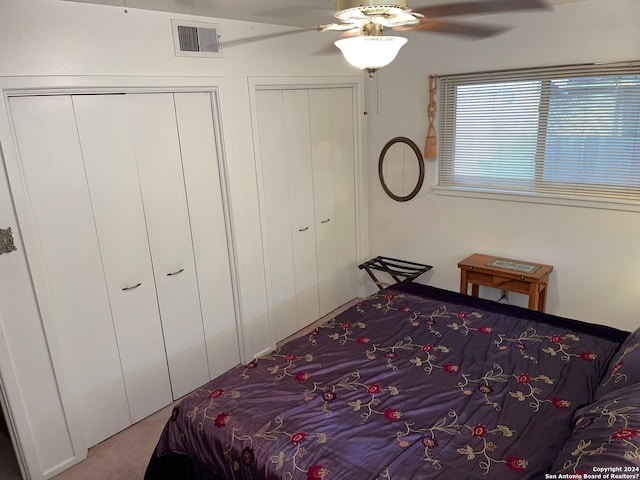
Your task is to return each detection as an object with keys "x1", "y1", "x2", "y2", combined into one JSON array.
[
  {"x1": 424, "y1": 75, "x2": 437, "y2": 159},
  {"x1": 0, "y1": 227, "x2": 17, "y2": 255}
]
